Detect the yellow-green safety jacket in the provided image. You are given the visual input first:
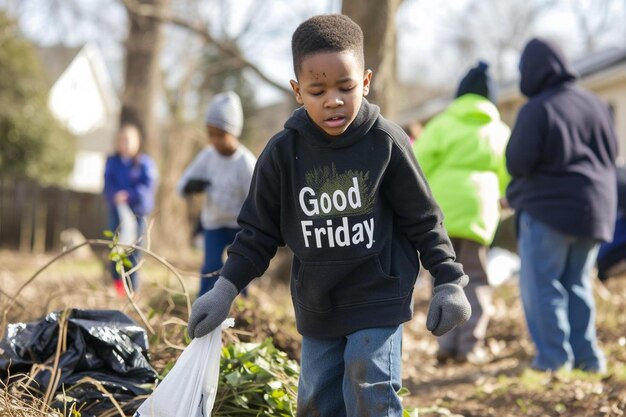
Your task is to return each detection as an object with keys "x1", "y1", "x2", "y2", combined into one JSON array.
[{"x1": 413, "y1": 94, "x2": 510, "y2": 245}]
